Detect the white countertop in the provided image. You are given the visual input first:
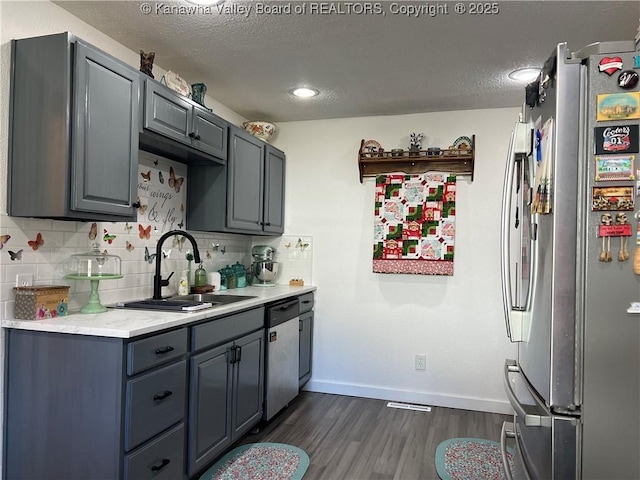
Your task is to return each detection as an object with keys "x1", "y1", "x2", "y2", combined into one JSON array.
[{"x1": 1, "y1": 285, "x2": 316, "y2": 339}]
